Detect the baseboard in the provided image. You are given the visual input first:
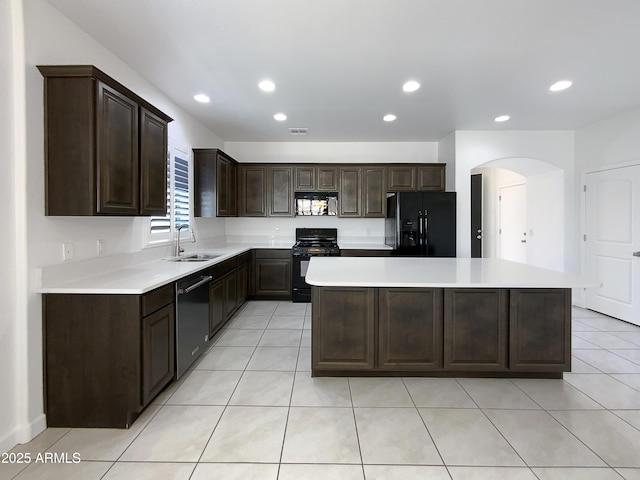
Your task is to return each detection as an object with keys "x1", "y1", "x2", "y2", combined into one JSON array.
[{"x1": 0, "y1": 414, "x2": 46, "y2": 453}]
